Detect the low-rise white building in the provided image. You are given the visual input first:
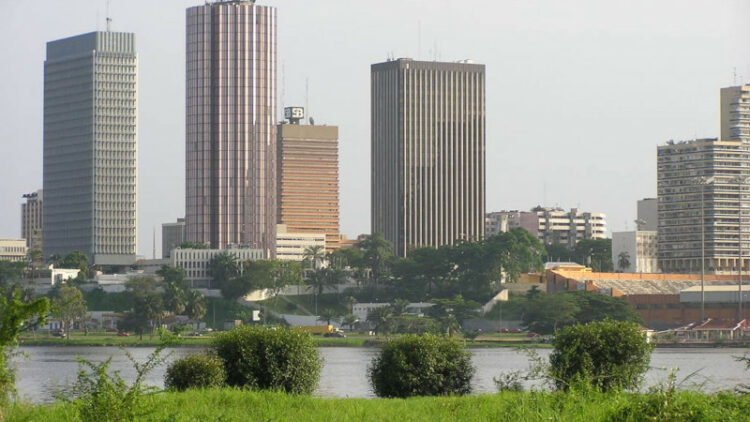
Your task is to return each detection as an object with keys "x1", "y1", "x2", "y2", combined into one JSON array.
[
  {"x1": 275, "y1": 224, "x2": 326, "y2": 262},
  {"x1": 612, "y1": 230, "x2": 658, "y2": 273},
  {"x1": 0, "y1": 238, "x2": 27, "y2": 262},
  {"x1": 171, "y1": 247, "x2": 264, "y2": 287}
]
